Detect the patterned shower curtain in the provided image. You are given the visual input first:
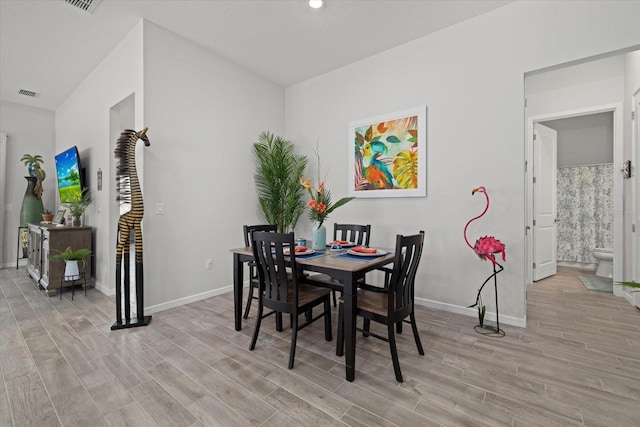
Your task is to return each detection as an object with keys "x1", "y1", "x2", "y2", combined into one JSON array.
[{"x1": 556, "y1": 164, "x2": 613, "y2": 263}]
